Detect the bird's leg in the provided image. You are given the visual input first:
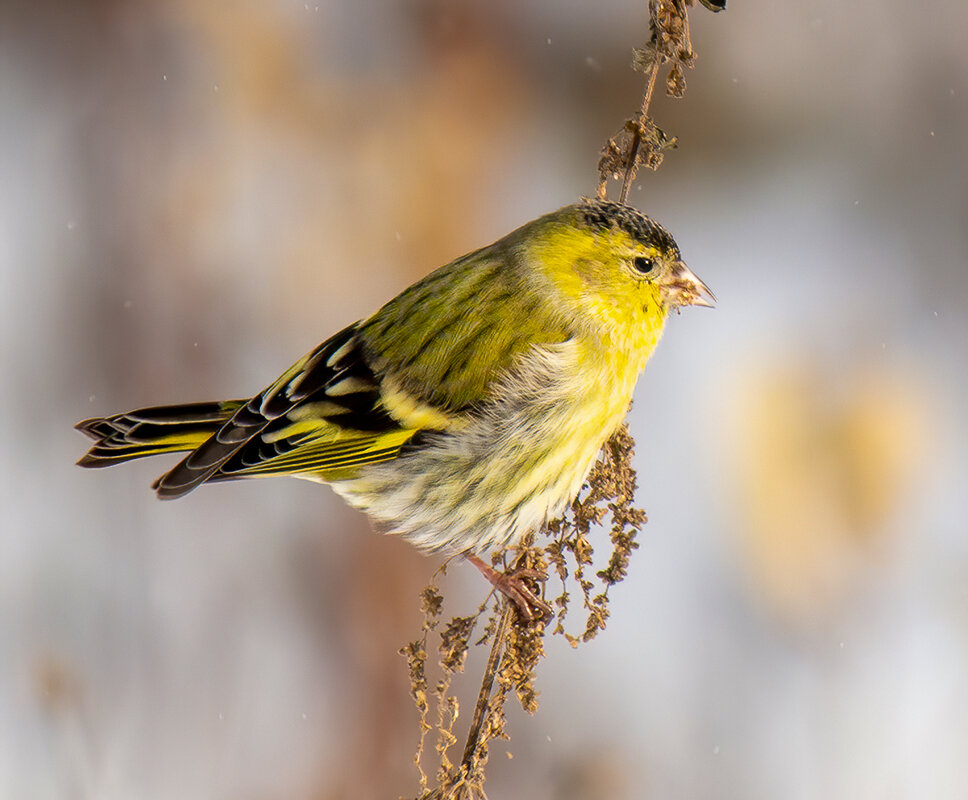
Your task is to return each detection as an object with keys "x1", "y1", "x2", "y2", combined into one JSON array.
[{"x1": 465, "y1": 553, "x2": 551, "y2": 620}]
